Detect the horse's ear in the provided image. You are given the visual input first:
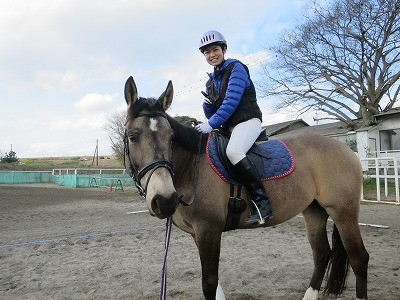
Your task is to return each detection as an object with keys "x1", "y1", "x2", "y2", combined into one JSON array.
[
  {"x1": 124, "y1": 76, "x2": 138, "y2": 106},
  {"x1": 158, "y1": 80, "x2": 173, "y2": 111}
]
